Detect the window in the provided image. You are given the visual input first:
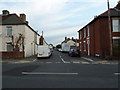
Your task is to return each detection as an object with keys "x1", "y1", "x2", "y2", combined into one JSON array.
[
  {"x1": 84, "y1": 28, "x2": 86, "y2": 38},
  {"x1": 87, "y1": 26, "x2": 90, "y2": 36},
  {"x1": 79, "y1": 31, "x2": 82, "y2": 39},
  {"x1": 84, "y1": 41, "x2": 86, "y2": 51},
  {"x1": 112, "y1": 19, "x2": 120, "y2": 32},
  {"x1": 112, "y1": 37, "x2": 120, "y2": 56},
  {"x1": 80, "y1": 42, "x2": 82, "y2": 51},
  {"x1": 7, "y1": 26, "x2": 12, "y2": 36},
  {"x1": 6, "y1": 43, "x2": 13, "y2": 51}
]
